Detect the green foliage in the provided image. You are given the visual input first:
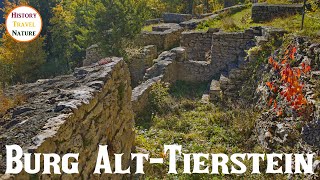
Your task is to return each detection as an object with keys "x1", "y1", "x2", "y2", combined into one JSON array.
[
  {"x1": 258, "y1": 0, "x2": 303, "y2": 4},
  {"x1": 136, "y1": 84, "x2": 271, "y2": 178},
  {"x1": 95, "y1": 0, "x2": 149, "y2": 56},
  {"x1": 49, "y1": 3, "x2": 75, "y2": 74},
  {"x1": 28, "y1": 0, "x2": 59, "y2": 37},
  {"x1": 149, "y1": 82, "x2": 174, "y2": 115},
  {"x1": 197, "y1": 6, "x2": 320, "y2": 41},
  {"x1": 145, "y1": 0, "x2": 228, "y2": 17},
  {"x1": 0, "y1": 33, "x2": 46, "y2": 84},
  {"x1": 146, "y1": 0, "x2": 186, "y2": 17},
  {"x1": 47, "y1": 0, "x2": 103, "y2": 75},
  {"x1": 169, "y1": 80, "x2": 209, "y2": 99},
  {"x1": 197, "y1": 7, "x2": 253, "y2": 31}
]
